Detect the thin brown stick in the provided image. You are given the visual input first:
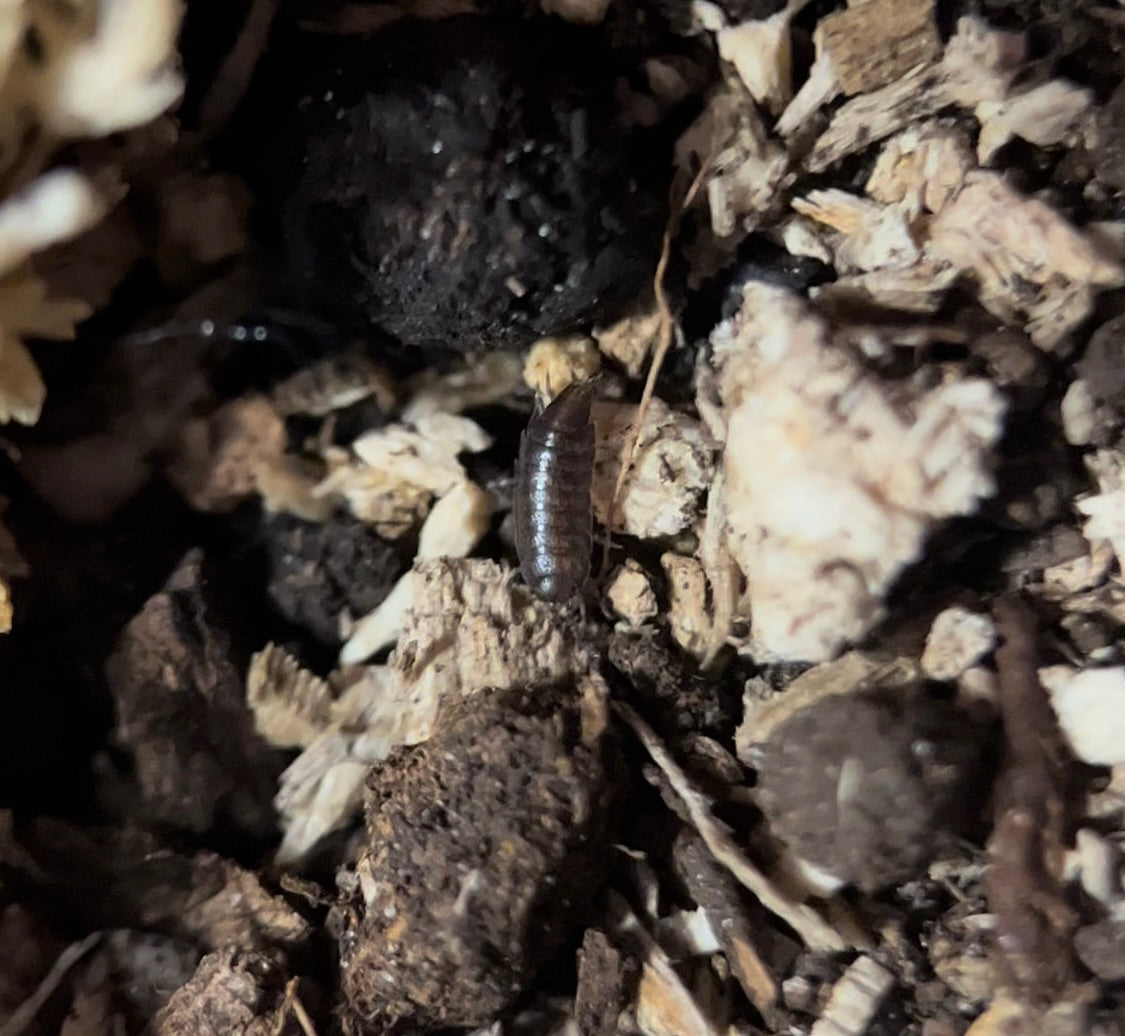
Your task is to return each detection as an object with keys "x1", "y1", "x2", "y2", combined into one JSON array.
[
  {"x1": 601, "y1": 158, "x2": 711, "y2": 574},
  {"x1": 280, "y1": 978, "x2": 318, "y2": 1036},
  {"x1": 0, "y1": 931, "x2": 102, "y2": 1036}
]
